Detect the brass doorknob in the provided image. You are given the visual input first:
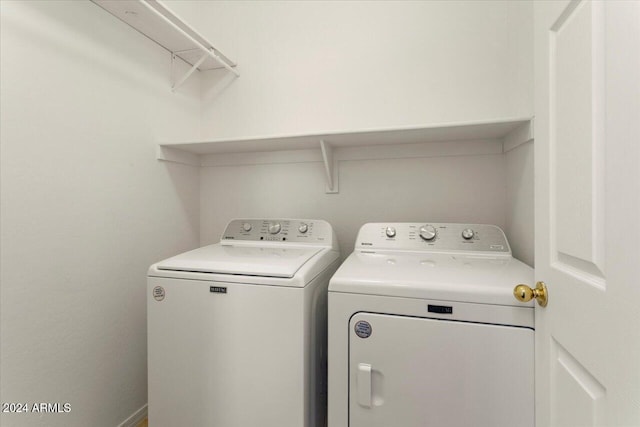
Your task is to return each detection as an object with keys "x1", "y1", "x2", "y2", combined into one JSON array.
[{"x1": 513, "y1": 281, "x2": 548, "y2": 307}]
